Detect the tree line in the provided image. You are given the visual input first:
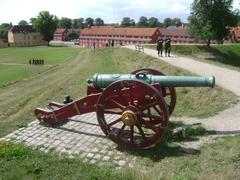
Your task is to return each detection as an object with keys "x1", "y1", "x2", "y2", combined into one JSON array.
[{"x1": 17, "y1": 16, "x2": 183, "y2": 29}]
